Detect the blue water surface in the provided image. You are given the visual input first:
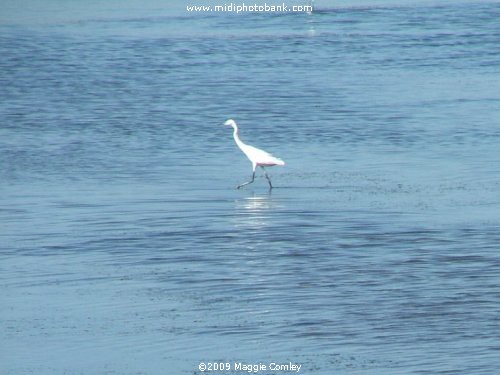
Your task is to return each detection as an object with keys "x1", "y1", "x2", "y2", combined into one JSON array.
[{"x1": 1, "y1": 1, "x2": 500, "y2": 374}]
